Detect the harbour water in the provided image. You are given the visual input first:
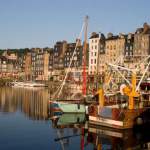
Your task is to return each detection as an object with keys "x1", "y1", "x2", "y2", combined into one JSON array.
[{"x1": 0, "y1": 87, "x2": 150, "y2": 150}]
